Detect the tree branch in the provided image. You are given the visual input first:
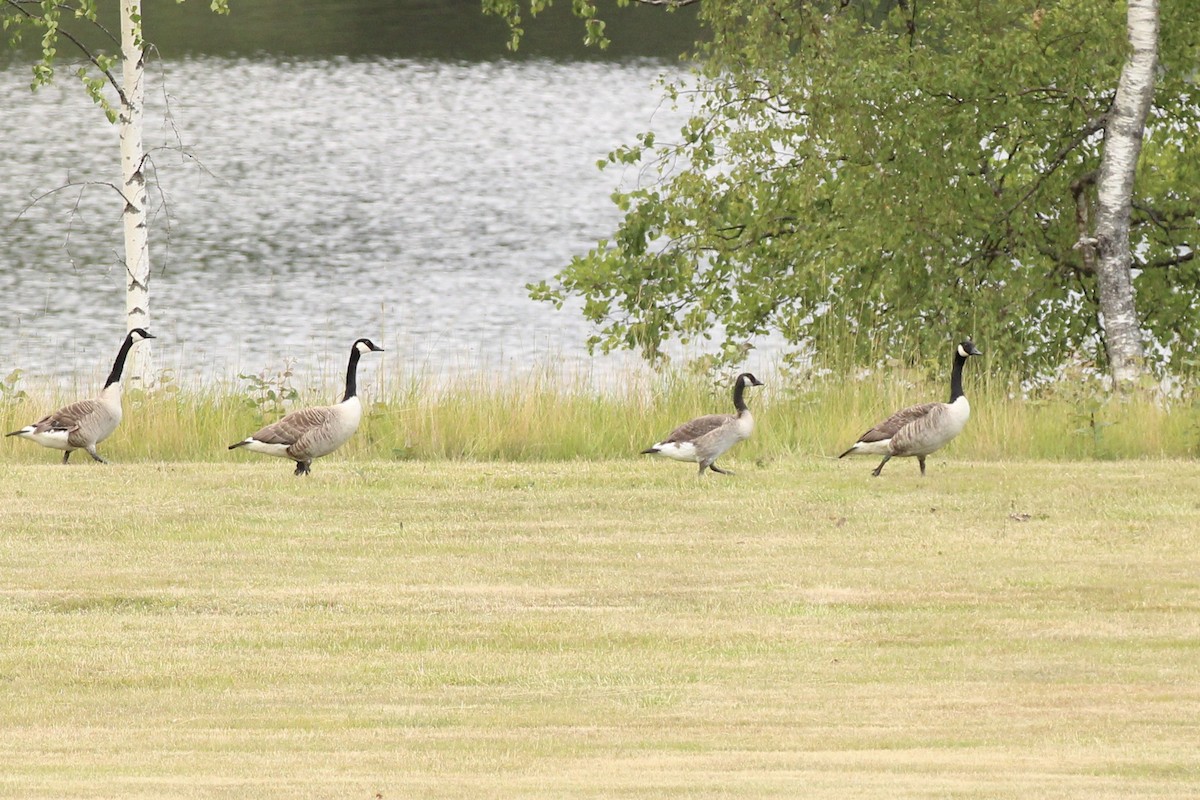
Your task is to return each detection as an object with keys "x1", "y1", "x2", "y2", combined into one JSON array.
[
  {"x1": 1132, "y1": 200, "x2": 1197, "y2": 235},
  {"x1": 1070, "y1": 170, "x2": 1098, "y2": 274},
  {"x1": 1138, "y1": 250, "x2": 1194, "y2": 270},
  {"x1": 1002, "y1": 110, "x2": 1108, "y2": 221},
  {"x1": 12, "y1": 179, "x2": 125, "y2": 222},
  {"x1": 4, "y1": 0, "x2": 125, "y2": 101}
]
